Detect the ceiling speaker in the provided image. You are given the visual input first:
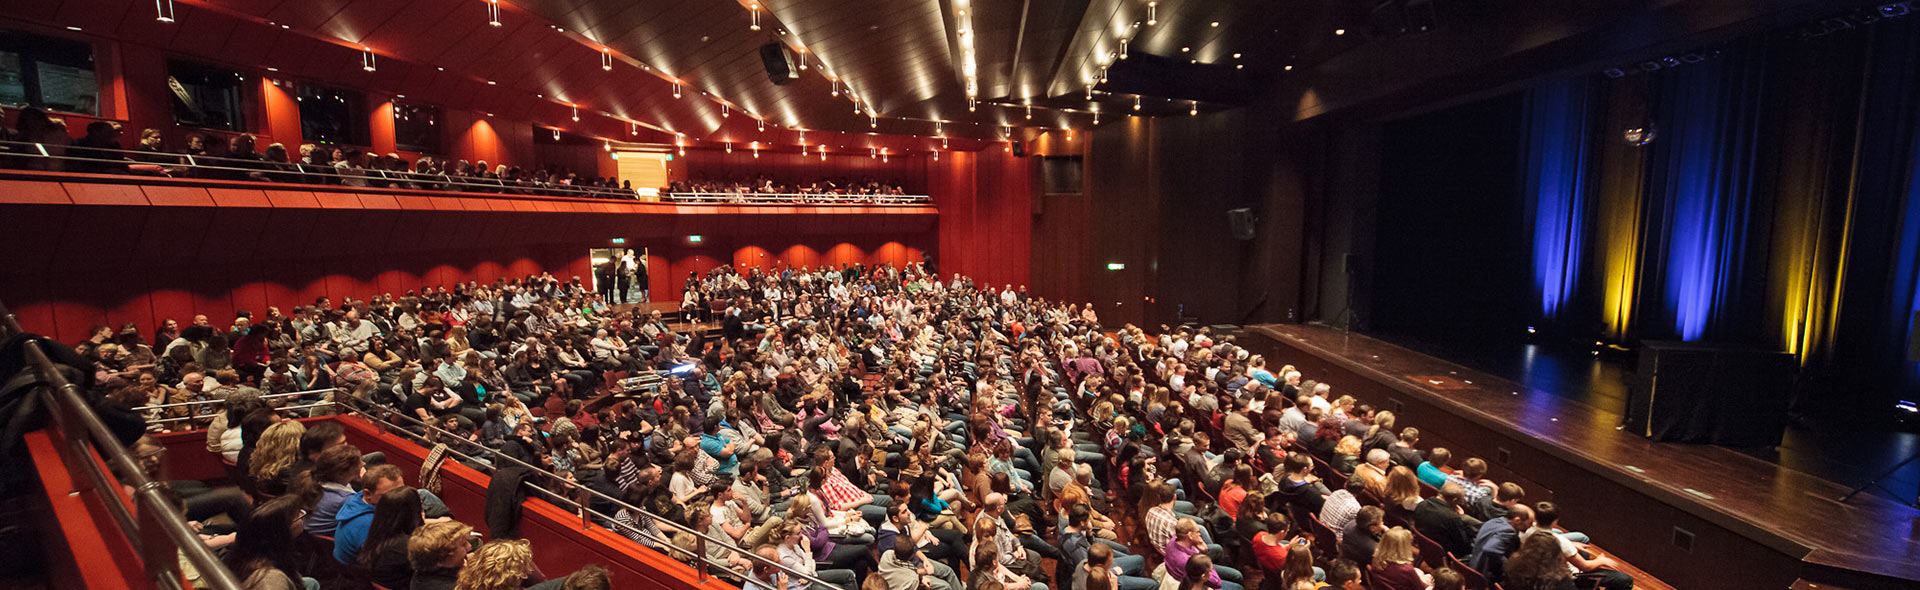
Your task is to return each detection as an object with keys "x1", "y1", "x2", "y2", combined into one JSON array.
[{"x1": 760, "y1": 43, "x2": 799, "y2": 86}]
